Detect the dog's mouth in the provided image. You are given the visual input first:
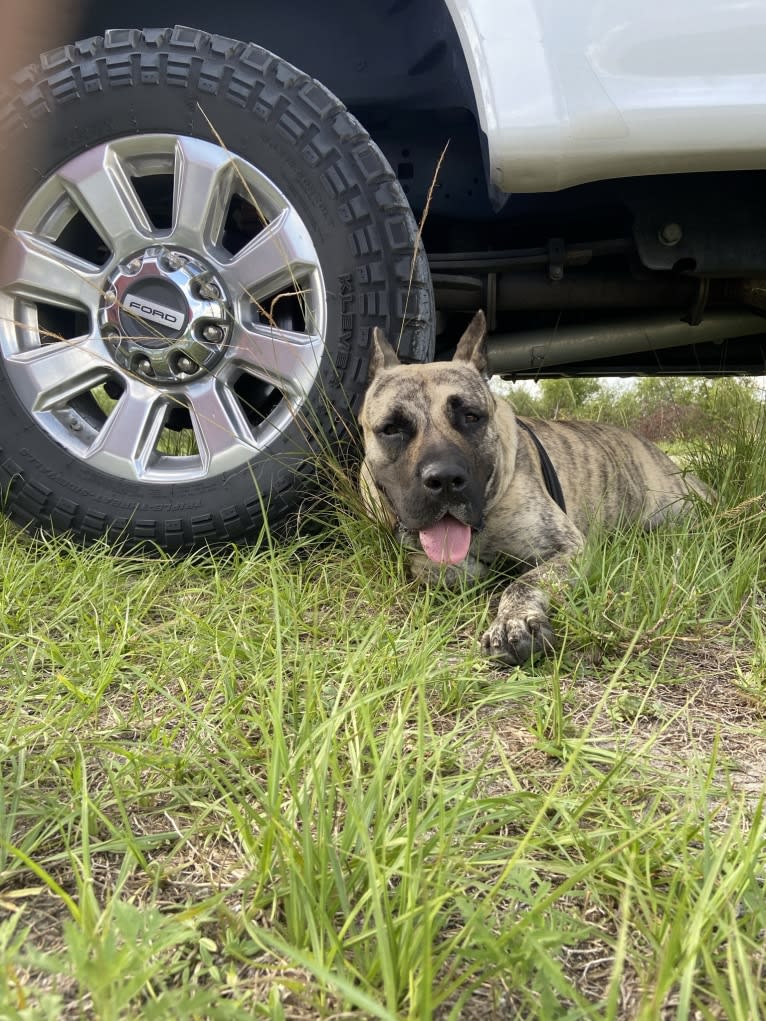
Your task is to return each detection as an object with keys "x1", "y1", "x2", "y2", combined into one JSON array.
[{"x1": 418, "y1": 514, "x2": 473, "y2": 565}]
